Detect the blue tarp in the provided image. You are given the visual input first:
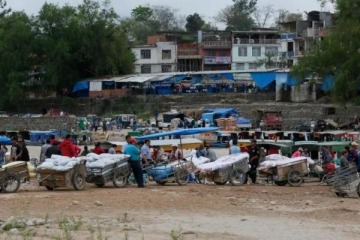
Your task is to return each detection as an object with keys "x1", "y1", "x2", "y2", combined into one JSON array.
[
  {"x1": 220, "y1": 73, "x2": 234, "y2": 80},
  {"x1": 236, "y1": 117, "x2": 251, "y2": 124},
  {"x1": 203, "y1": 108, "x2": 238, "y2": 115},
  {"x1": 0, "y1": 136, "x2": 12, "y2": 145},
  {"x1": 287, "y1": 75, "x2": 298, "y2": 86},
  {"x1": 321, "y1": 75, "x2": 334, "y2": 91},
  {"x1": 250, "y1": 72, "x2": 276, "y2": 89},
  {"x1": 191, "y1": 75, "x2": 202, "y2": 83},
  {"x1": 136, "y1": 127, "x2": 218, "y2": 140},
  {"x1": 72, "y1": 80, "x2": 89, "y2": 92}
]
